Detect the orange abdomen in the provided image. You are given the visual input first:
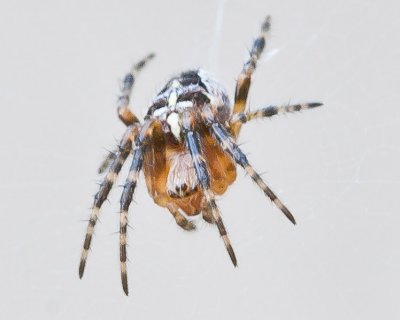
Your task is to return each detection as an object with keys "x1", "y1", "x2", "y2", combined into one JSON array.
[{"x1": 143, "y1": 128, "x2": 236, "y2": 215}]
